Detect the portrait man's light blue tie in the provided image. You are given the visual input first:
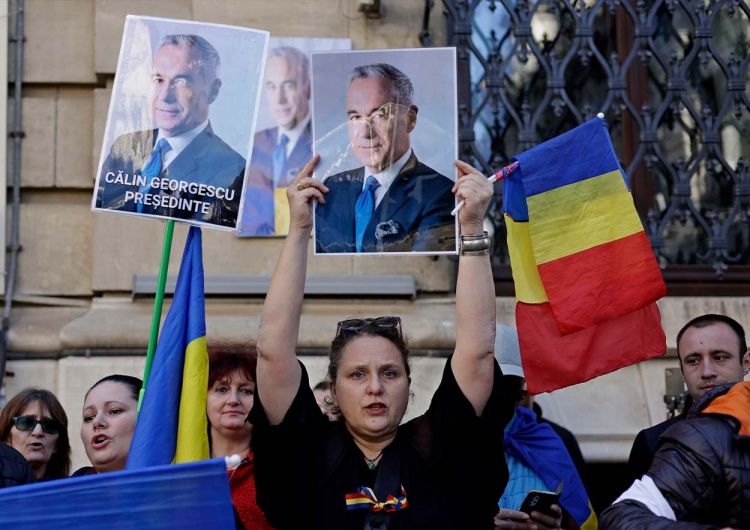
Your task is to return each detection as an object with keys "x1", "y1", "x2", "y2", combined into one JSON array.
[
  {"x1": 355, "y1": 176, "x2": 380, "y2": 252},
  {"x1": 137, "y1": 138, "x2": 171, "y2": 213},
  {"x1": 272, "y1": 133, "x2": 289, "y2": 188}
]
